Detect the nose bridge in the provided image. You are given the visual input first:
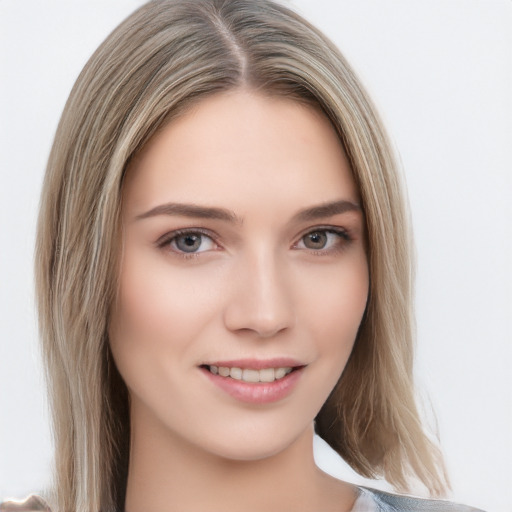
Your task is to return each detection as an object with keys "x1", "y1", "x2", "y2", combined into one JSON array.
[{"x1": 223, "y1": 244, "x2": 294, "y2": 337}]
